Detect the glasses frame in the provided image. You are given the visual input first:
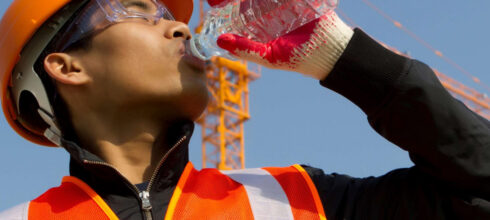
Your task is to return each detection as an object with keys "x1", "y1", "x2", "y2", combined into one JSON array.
[
  {"x1": 54, "y1": 0, "x2": 175, "y2": 52},
  {"x1": 97, "y1": 0, "x2": 174, "y2": 24}
]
